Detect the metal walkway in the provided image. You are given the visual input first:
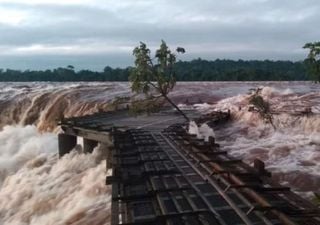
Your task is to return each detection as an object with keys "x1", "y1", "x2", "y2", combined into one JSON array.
[
  {"x1": 163, "y1": 125, "x2": 320, "y2": 225},
  {"x1": 59, "y1": 110, "x2": 320, "y2": 225}
]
